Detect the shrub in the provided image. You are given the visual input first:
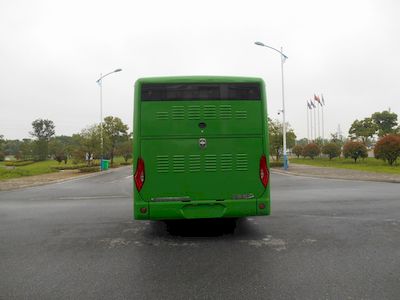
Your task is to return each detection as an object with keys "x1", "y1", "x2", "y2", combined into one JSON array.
[
  {"x1": 322, "y1": 143, "x2": 341, "y2": 160},
  {"x1": 120, "y1": 162, "x2": 131, "y2": 166},
  {"x1": 78, "y1": 166, "x2": 100, "y2": 173},
  {"x1": 51, "y1": 164, "x2": 87, "y2": 170},
  {"x1": 374, "y1": 134, "x2": 400, "y2": 165},
  {"x1": 269, "y1": 161, "x2": 284, "y2": 168},
  {"x1": 292, "y1": 145, "x2": 304, "y2": 158},
  {"x1": 302, "y1": 143, "x2": 320, "y2": 159},
  {"x1": 5, "y1": 160, "x2": 35, "y2": 167},
  {"x1": 0, "y1": 152, "x2": 5, "y2": 161},
  {"x1": 343, "y1": 141, "x2": 368, "y2": 163}
]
